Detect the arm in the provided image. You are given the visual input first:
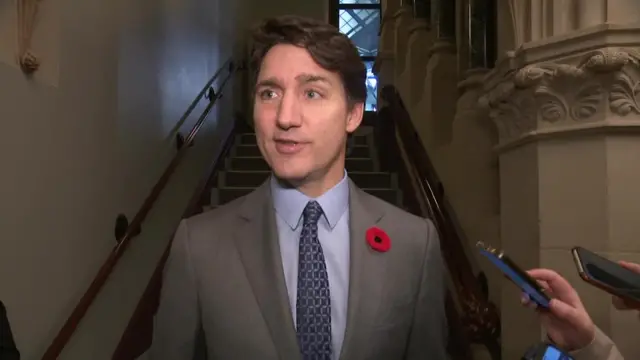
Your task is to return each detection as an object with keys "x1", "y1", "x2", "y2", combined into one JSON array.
[
  {"x1": 148, "y1": 220, "x2": 200, "y2": 360},
  {"x1": 570, "y1": 327, "x2": 624, "y2": 360},
  {"x1": 404, "y1": 219, "x2": 448, "y2": 360},
  {"x1": 0, "y1": 301, "x2": 20, "y2": 360}
]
